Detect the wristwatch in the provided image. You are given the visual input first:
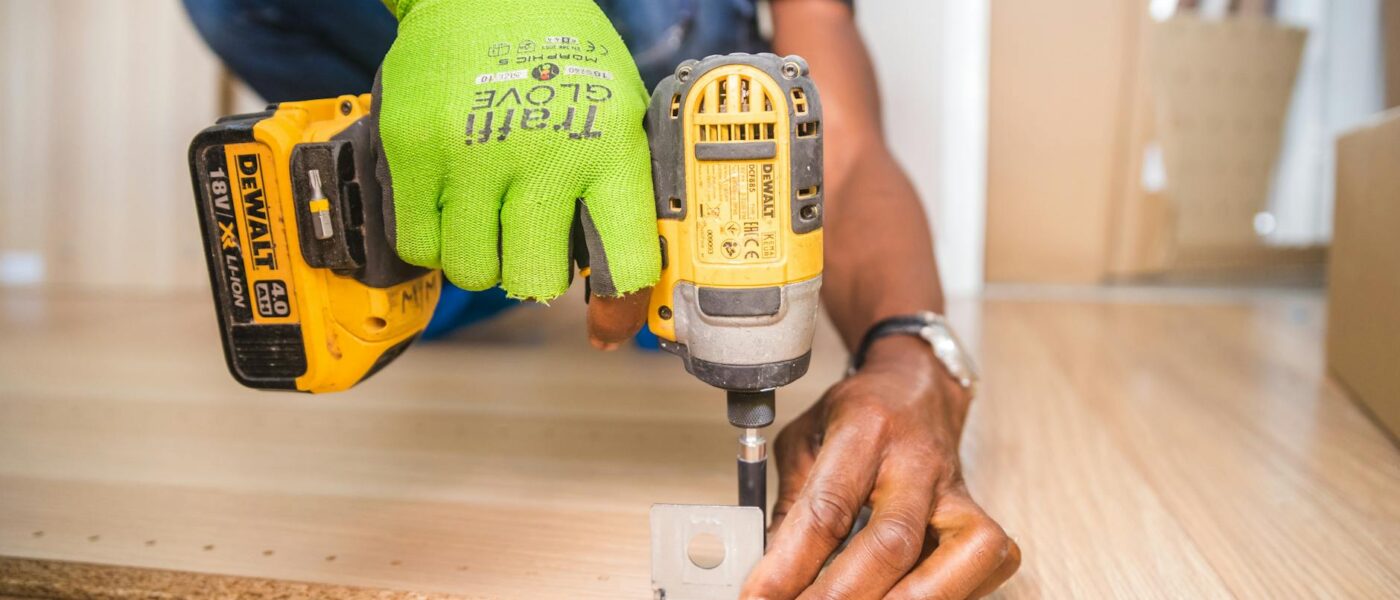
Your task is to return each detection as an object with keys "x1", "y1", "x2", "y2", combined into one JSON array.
[{"x1": 848, "y1": 311, "x2": 980, "y2": 397}]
